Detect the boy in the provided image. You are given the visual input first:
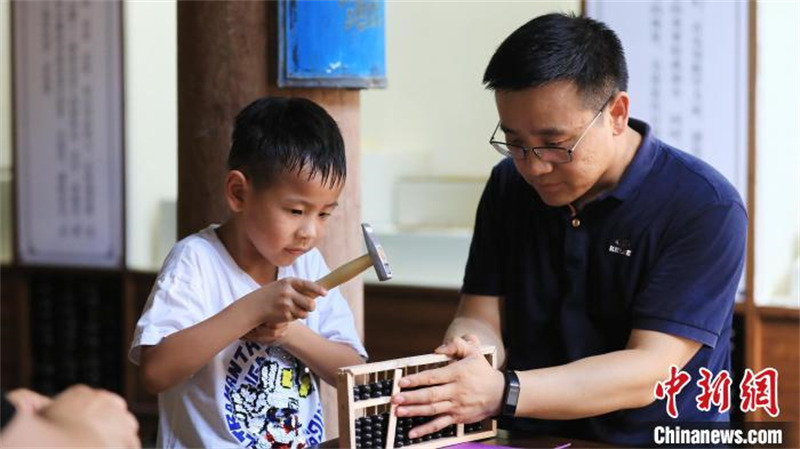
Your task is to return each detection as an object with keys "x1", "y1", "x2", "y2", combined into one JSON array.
[{"x1": 129, "y1": 97, "x2": 367, "y2": 449}]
